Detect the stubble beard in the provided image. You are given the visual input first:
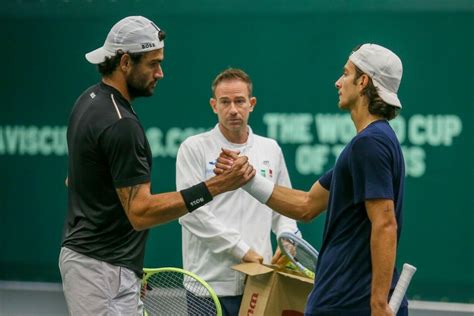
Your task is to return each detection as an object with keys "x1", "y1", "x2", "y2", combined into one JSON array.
[{"x1": 127, "y1": 73, "x2": 155, "y2": 99}]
